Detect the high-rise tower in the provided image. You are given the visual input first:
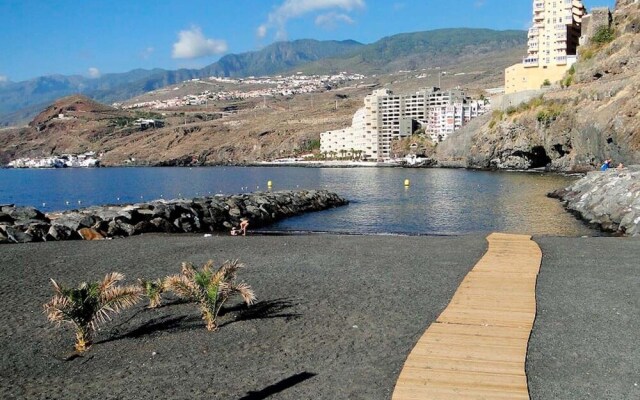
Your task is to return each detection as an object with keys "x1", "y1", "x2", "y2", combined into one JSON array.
[{"x1": 505, "y1": 0, "x2": 586, "y2": 94}]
